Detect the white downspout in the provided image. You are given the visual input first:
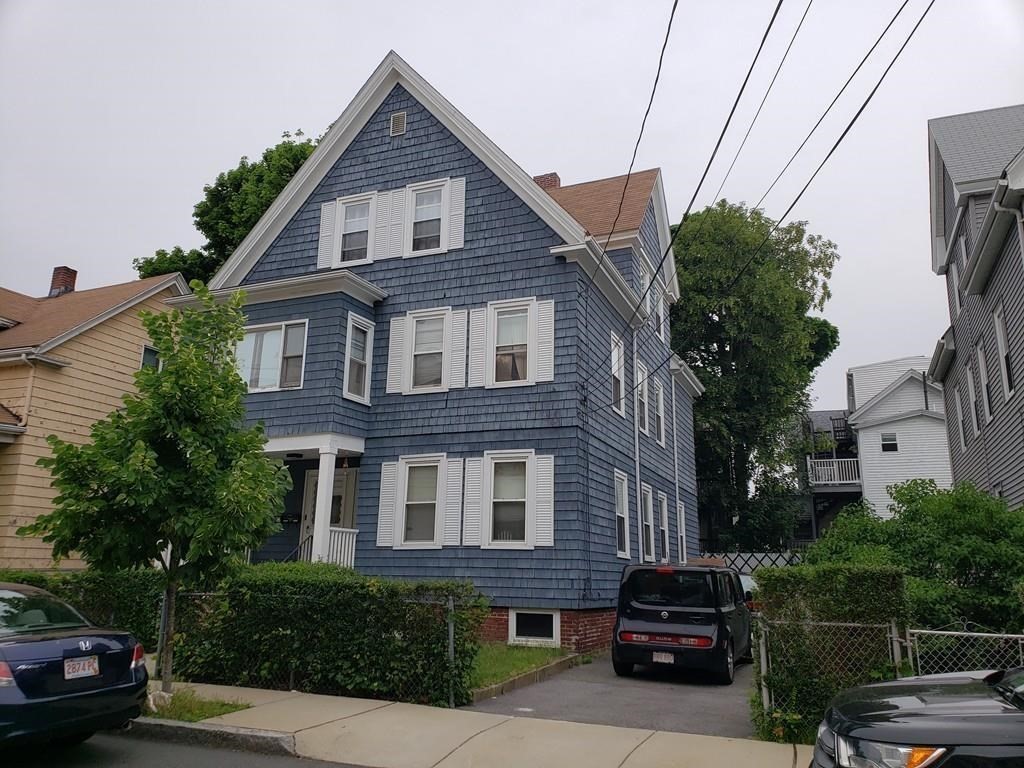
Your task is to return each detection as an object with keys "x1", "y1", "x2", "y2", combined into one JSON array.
[
  {"x1": 671, "y1": 373, "x2": 684, "y2": 564},
  {"x1": 17, "y1": 354, "x2": 36, "y2": 427},
  {"x1": 632, "y1": 328, "x2": 643, "y2": 563}
]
